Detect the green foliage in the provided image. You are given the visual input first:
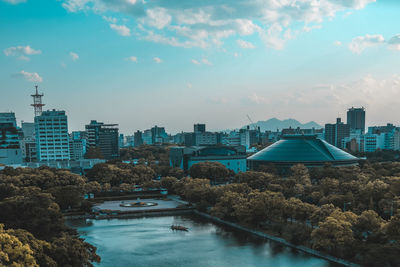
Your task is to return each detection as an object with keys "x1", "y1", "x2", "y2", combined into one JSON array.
[
  {"x1": 86, "y1": 162, "x2": 155, "y2": 186},
  {"x1": 0, "y1": 167, "x2": 101, "y2": 266},
  {"x1": 84, "y1": 147, "x2": 104, "y2": 159},
  {"x1": 0, "y1": 224, "x2": 38, "y2": 267},
  {"x1": 189, "y1": 161, "x2": 232, "y2": 182},
  {"x1": 0, "y1": 190, "x2": 64, "y2": 240}
]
